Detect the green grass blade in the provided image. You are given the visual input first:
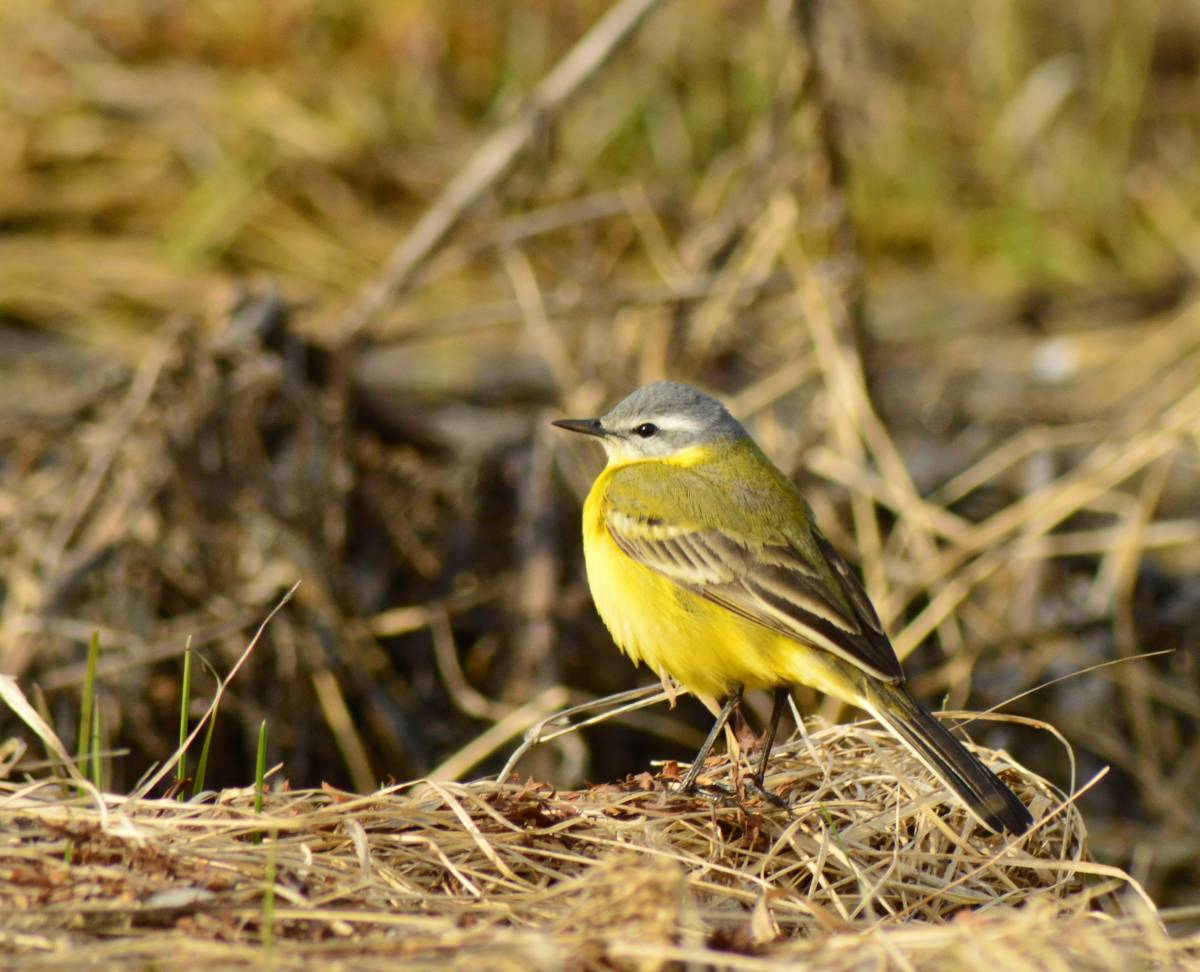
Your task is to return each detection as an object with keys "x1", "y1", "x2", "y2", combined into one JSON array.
[
  {"x1": 176, "y1": 639, "x2": 193, "y2": 794},
  {"x1": 191, "y1": 712, "x2": 218, "y2": 798},
  {"x1": 76, "y1": 632, "x2": 100, "y2": 774},
  {"x1": 252, "y1": 719, "x2": 268, "y2": 843},
  {"x1": 89, "y1": 695, "x2": 102, "y2": 789},
  {"x1": 254, "y1": 720, "x2": 267, "y2": 816}
]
